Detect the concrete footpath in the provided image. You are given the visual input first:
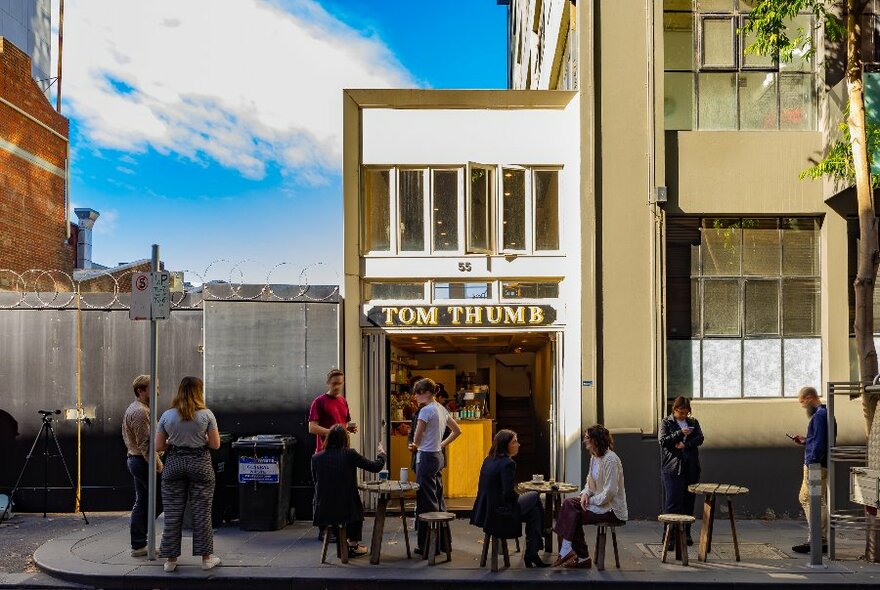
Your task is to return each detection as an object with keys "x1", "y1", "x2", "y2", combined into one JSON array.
[{"x1": 30, "y1": 514, "x2": 880, "y2": 590}]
